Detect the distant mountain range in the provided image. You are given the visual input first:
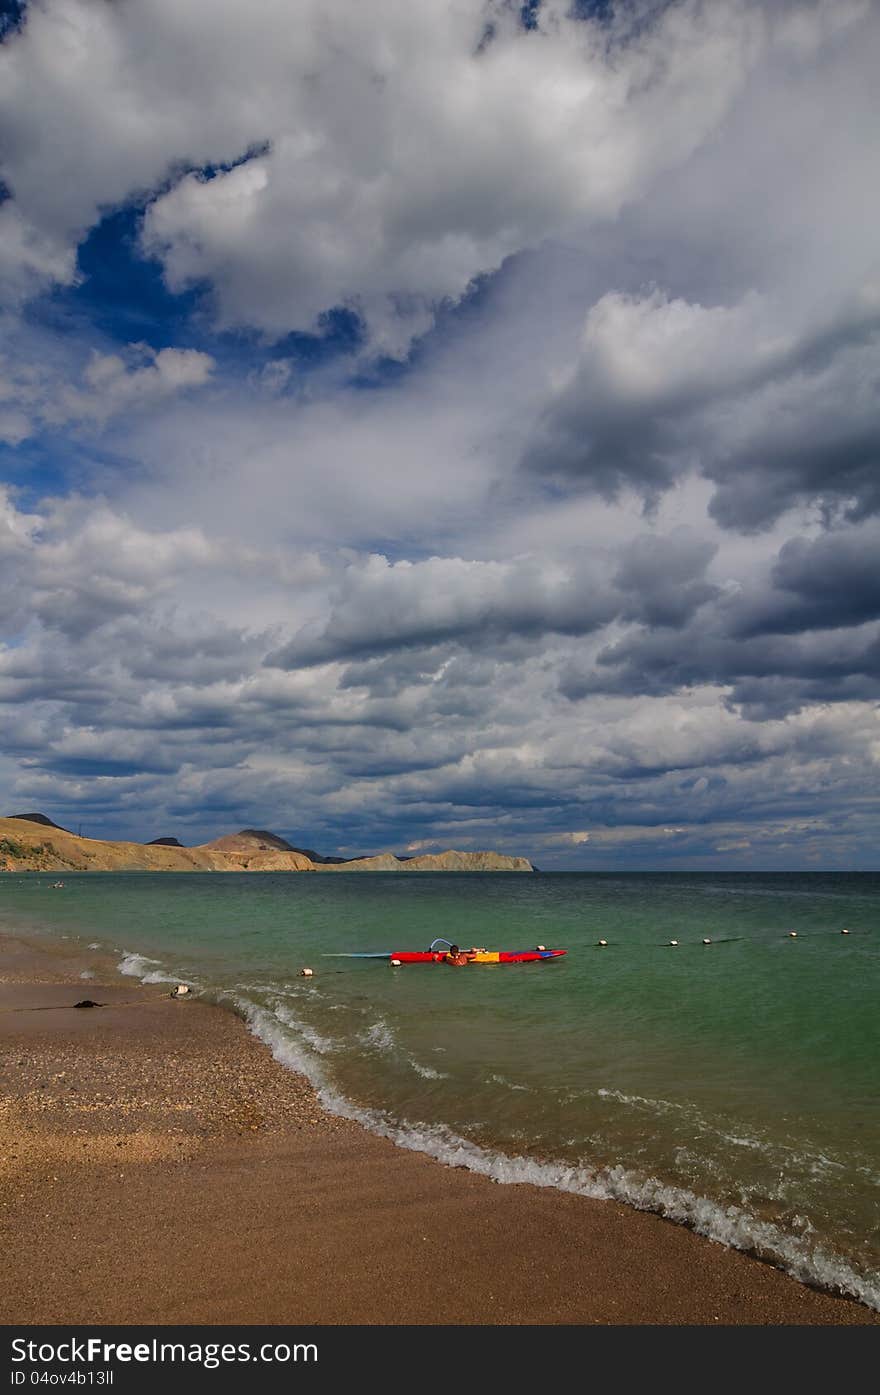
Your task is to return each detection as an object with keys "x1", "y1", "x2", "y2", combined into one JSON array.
[{"x1": 0, "y1": 815, "x2": 533, "y2": 874}]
